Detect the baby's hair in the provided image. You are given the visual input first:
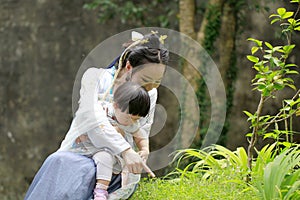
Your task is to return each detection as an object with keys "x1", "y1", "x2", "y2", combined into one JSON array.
[
  {"x1": 101, "y1": 32, "x2": 169, "y2": 100},
  {"x1": 113, "y1": 82, "x2": 150, "y2": 117}
]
